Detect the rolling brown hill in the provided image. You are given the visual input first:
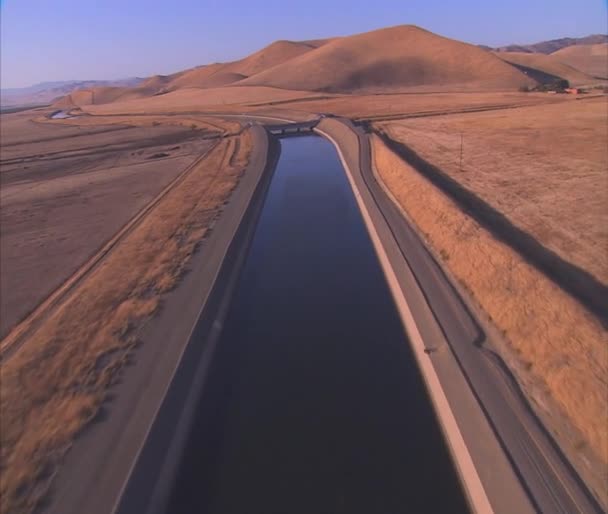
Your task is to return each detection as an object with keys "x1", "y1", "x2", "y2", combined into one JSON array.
[
  {"x1": 163, "y1": 63, "x2": 228, "y2": 90},
  {"x1": 55, "y1": 71, "x2": 189, "y2": 107},
  {"x1": 56, "y1": 82, "x2": 160, "y2": 107},
  {"x1": 551, "y1": 44, "x2": 608, "y2": 79},
  {"x1": 238, "y1": 25, "x2": 536, "y2": 92},
  {"x1": 55, "y1": 39, "x2": 327, "y2": 106},
  {"x1": 227, "y1": 40, "x2": 319, "y2": 76},
  {"x1": 162, "y1": 40, "x2": 319, "y2": 91},
  {"x1": 0, "y1": 78, "x2": 144, "y2": 108},
  {"x1": 56, "y1": 25, "x2": 541, "y2": 108},
  {"x1": 495, "y1": 34, "x2": 608, "y2": 54},
  {"x1": 495, "y1": 51, "x2": 595, "y2": 85}
]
